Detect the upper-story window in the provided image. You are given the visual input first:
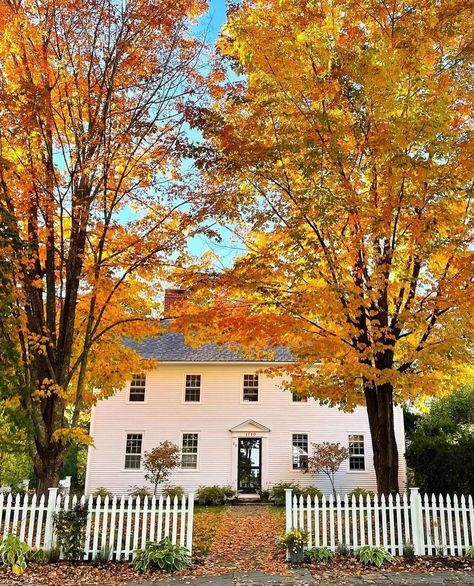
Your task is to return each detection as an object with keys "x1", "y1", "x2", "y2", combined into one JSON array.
[
  {"x1": 185, "y1": 374, "x2": 201, "y2": 402},
  {"x1": 124, "y1": 433, "x2": 143, "y2": 469},
  {"x1": 243, "y1": 374, "x2": 259, "y2": 402},
  {"x1": 292, "y1": 392, "x2": 308, "y2": 403},
  {"x1": 129, "y1": 374, "x2": 146, "y2": 402},
  {"x1": 292, "y1": 433, "x2": 309, "y2": 469},
  {"x1": 349, "y1": 434, "x2": 365, "y2": 470},
  {"x1": 181, "y1": 433, "x2": 198, "y2": 469}
]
